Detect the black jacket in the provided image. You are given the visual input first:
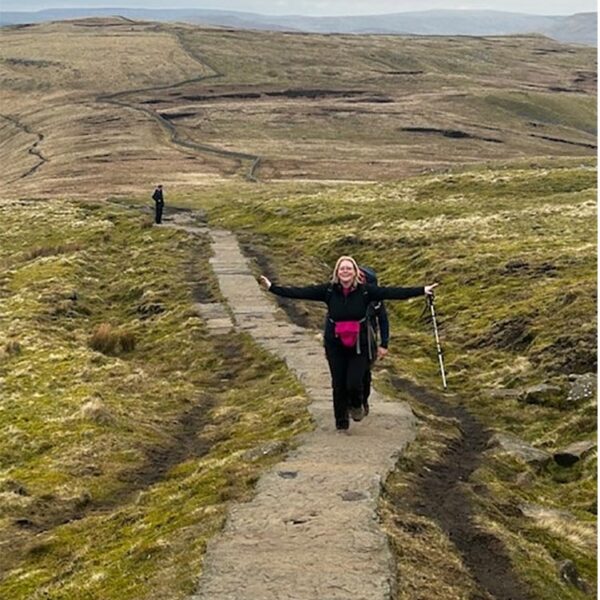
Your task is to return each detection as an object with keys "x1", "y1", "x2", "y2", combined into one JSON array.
[
  {"x1": 370, "y1": 301, "x2": 390, "y2": 348},
  {"x1": 269, "y1": 282, "x2": 423, "y2": 349},
  {"x1": 152, "y1": 188, "x2": 164, "y2": 203}
]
